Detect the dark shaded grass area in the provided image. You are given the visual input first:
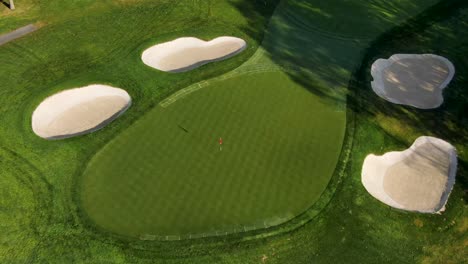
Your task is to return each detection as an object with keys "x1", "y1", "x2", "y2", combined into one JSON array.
[
  {"x1": 284, "y1": 1, "x2": 468, "y2": 263},
  {"x1": 350, "y1": 0, "x2": 468, "y2": 201},
  {"x1": 225, "y1": 2, "x2": 467, "y2": 263},
  {"x1": 235, "y1": 0, "x2": 448, "y2": 107}
]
